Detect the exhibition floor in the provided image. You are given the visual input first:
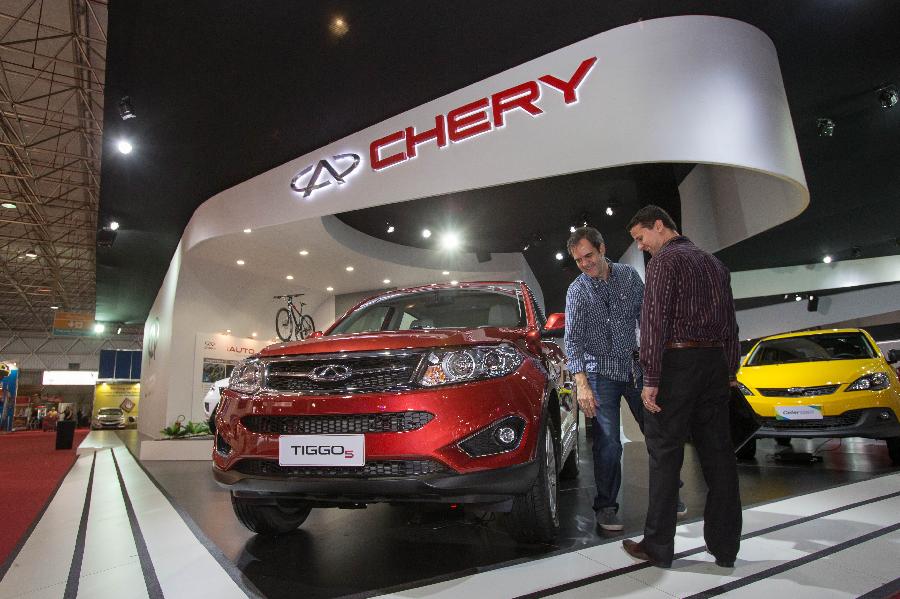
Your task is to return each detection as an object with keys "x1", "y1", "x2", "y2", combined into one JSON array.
[{"x1": 2, "y1": 419, "x2": 899, "y2": 599}]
